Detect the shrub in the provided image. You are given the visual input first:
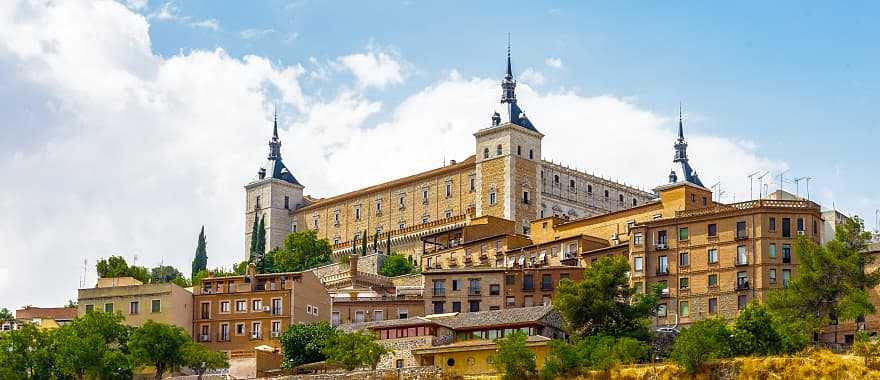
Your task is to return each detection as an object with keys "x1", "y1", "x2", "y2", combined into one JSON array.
[
  {"x1": 492, "y1": 331, "x2": 537, "y2": 380},
  {"x1": 669, "y1": 318, "x2": 732, "y2": 374}
]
